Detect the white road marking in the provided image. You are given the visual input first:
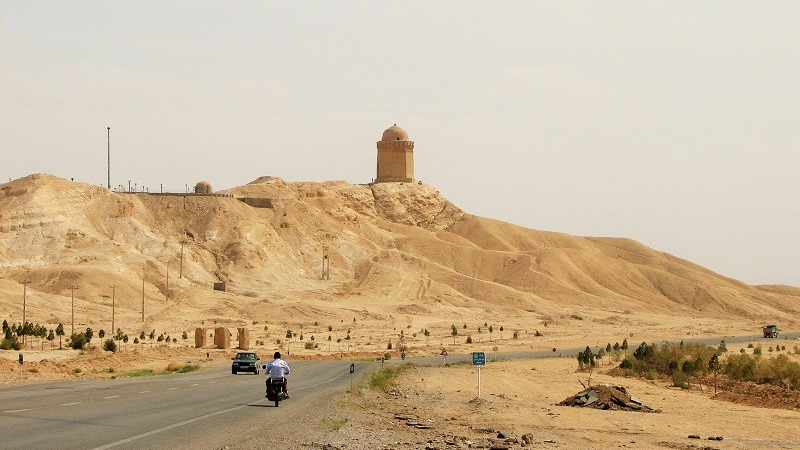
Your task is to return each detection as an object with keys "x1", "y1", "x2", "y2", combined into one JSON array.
[
  {"x1": 61, "y1": 402, "x2": 82, "y2": 406},
  {"x1": 189, "y1": 383, "x2": 199, "y2": 386},
  {"x1": 138, "y1": 390, "x2": 150, "y2": 394},
  {"x1": 89, "y1": 369, "x2": 351, "y2": 450},
  {"x1": 104, "y1": 395, "x2": 120, "y2": 399},
  {"x1": 167, "y1": 387, "x2": 177, "y2": 390},
  {"x1": 4, "y1": 408, "x2": 31, "y2": 413}
]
